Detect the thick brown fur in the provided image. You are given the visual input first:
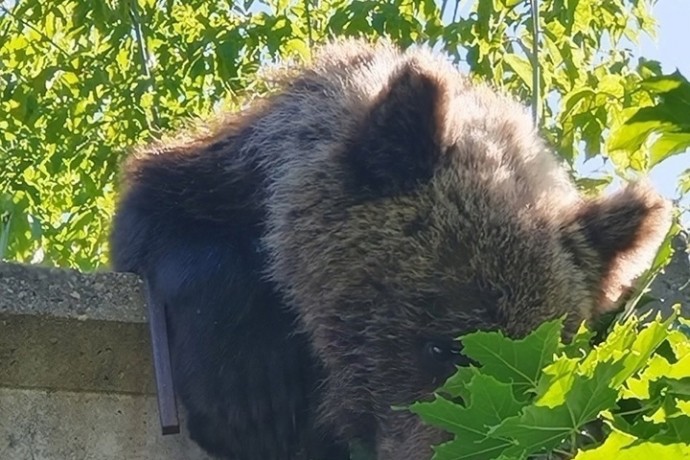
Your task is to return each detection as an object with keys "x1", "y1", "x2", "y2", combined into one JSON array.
[{"x1": 111, "y1": 38, "x2": 672, "y2": 460}]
